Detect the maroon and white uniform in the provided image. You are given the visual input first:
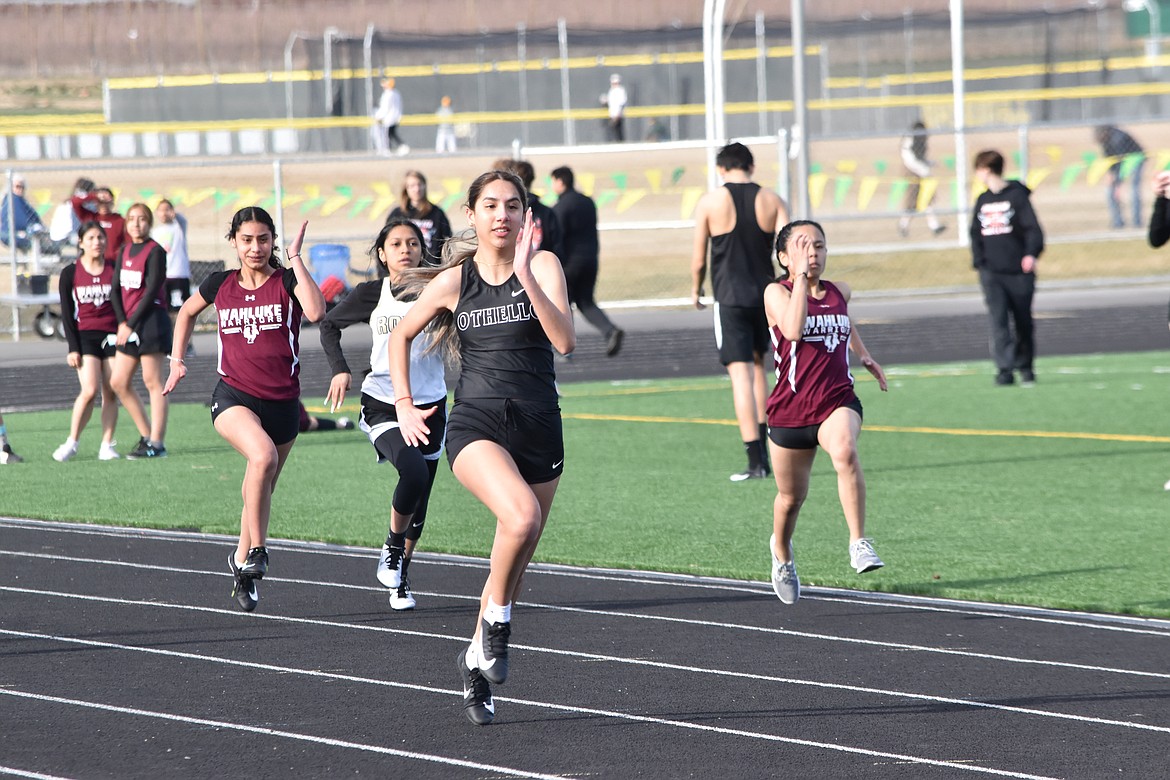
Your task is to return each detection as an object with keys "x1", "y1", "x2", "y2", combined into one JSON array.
[
  {"x1": 115, "y1": 239, "x2": 167, "y2": 323},
  {"x1": 59, "y1": 261, "x2": 117, "y2": 354},
  {"x1": 766, "y1": 279, "x2": 858, "y2": 428},
  {"x1": 200, "y1": 268, "x2": 303, "y2": 401}
]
